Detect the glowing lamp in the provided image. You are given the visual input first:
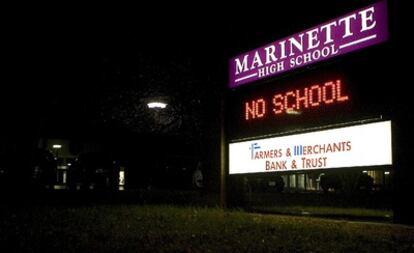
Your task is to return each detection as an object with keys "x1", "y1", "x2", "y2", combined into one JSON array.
[{"x1": 147, "y1": 102, "x2": 167, "y2": 109}]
